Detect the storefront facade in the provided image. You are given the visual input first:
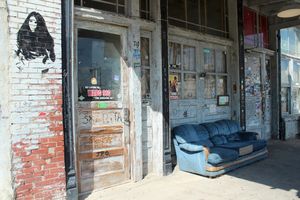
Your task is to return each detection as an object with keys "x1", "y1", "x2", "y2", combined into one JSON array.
[{"x1": 1, "y1": 0, "x2": 299, "y2": 199}]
